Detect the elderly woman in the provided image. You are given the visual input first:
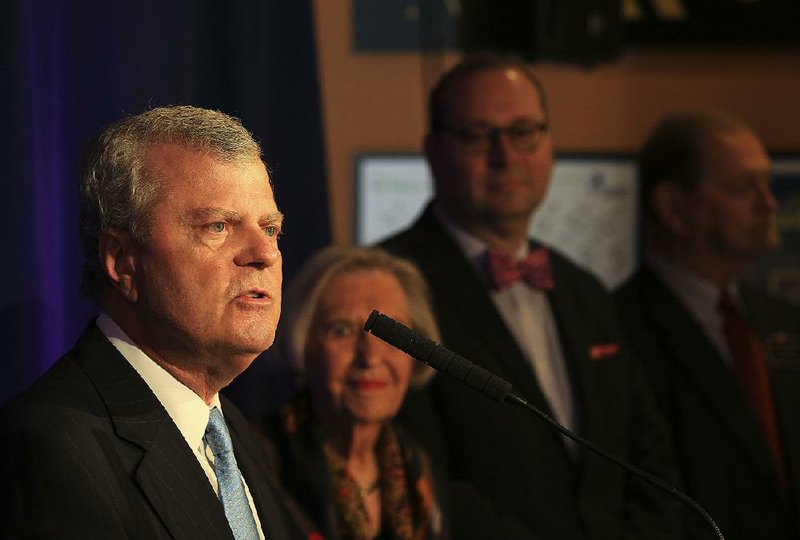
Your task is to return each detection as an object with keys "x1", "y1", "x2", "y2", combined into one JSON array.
[{"x1": 260, "y1": 246, "x2": 444, "y2": 540}]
